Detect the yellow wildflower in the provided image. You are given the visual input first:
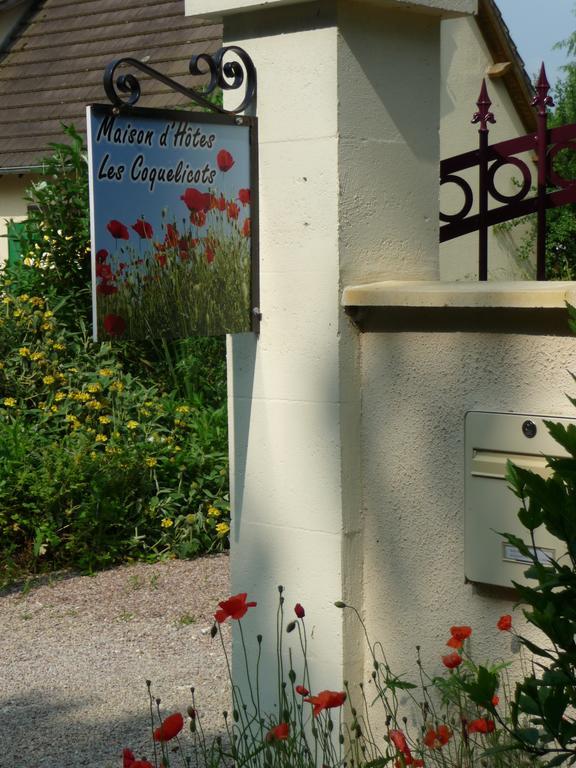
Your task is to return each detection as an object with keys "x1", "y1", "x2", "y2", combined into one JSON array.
[
  {"x1": 126, "y1": 420, "x2": 139, "y2": 430},
  {"x1": 41, "y1": 323, "x2": 52, "y2": 331},
  {"x1": 53, "y1": 343, "x2": 65, "y2": 351},
  {"x1": 86, "y1": 399, "x2": 102, "y2": 410},
  {"x1": 23, "y1": 257, "x2": 34, "y2": 267},
  {"x1": 173, "y1": 445, "x2": 182, "y2": 452},
  {"x1": 3, "y1": 397, "x2": 16, "y2": 407},
  {"x1": 18, "y1": 347, "x2": 30, "y2": 357},
  {"x1": 95, "y1": 434, "x2": 108, "y2": 443},
  {"x1": 30, "y1": 351, "x2": 45, "y2": 361},
  {"x1": 186, "y1": 514, "x2": 197, "y2": 525},
  {"x1": 176, "y1": 405, "x2": 191, "y2": 414},
  {"x1": 174, "y1": 418, "x2": 185, "y2": 427},
  {"x1": 110, "y1": 381, "x2": 125, "y2": 393},
  {"x1": 207, "y1": 506, "x2": 221, "y2": 518},
  {"x1": 13, "y1": 310, "x2": 22, "y2": 318},
  {"x1": 90, "y1": 451, "x2": 97, "y2": 460},
  {"x1": 98, "y1": 368, "x2": 114, "y2": 377},
  {"x1": 141, "y1": 409, "x2": 151, "y2": 417},
  {"x1": 98, "y1": 415, "x2": 111, "y2": 425},
  {"x1": 76, "y1": 392, "x2": 90, "y2": 402},
  {"x1": 161, "y1": 518, "x2": 174, "y2": 528},
  {"x1": 54, "y1": 392, "x2": 66, "y2": 402},
  {"x1": 1, "y1": 296, "x2": 12, "y2": 305},
  {"x1": 30, "y1": 297, "x2": 44, "y2": 307},
  {"x1": 145, "y1": 457, "x2": 157, "y2": 467},
  {"x1": 42, "y1": 375, "x2": 55, "y2": 385},
  {"x1": 0, "y1": 361, "x2": 4, "y2": 369},
  {"x1": 68, "y1": 367, "x2": 78, "y2": 373},
  {"x1": 87, "y1": 382, "x2": 102, "y2": 393},
  {"x1": 43, "y1": 311, "x2": 53, "y2": 319},
  {"x1": 144, "y1": 400, "x2": 154, "y2": 407},
  {"x1": 50, "y1": 405, "x2": 58, "y2": 413},
  {"x1": 216, "y1": 522, "x2": 230, "y2": 537}
]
